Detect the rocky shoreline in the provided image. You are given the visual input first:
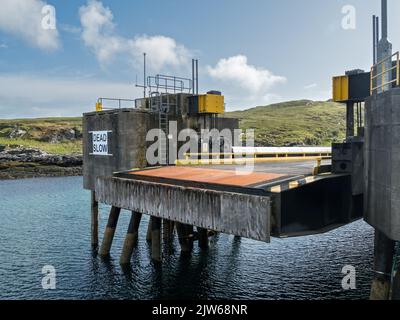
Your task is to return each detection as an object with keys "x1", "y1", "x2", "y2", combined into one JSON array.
[{"x1": 0, "y1": 148, "x2": 82, "y2": 180}]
